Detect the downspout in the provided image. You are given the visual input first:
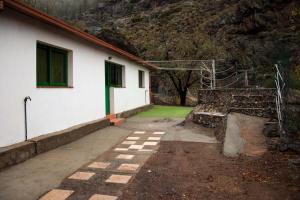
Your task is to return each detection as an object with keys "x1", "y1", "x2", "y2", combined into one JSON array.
[
  {"x1": 149, "y1": 73, "x2": 152, "y2": 104},
  {"x1": 24, "y1": 96, "x2": 31, "y2": 141},
  {"x1": 145, "y1": 90, "x2": 148, "y2": 104}
]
